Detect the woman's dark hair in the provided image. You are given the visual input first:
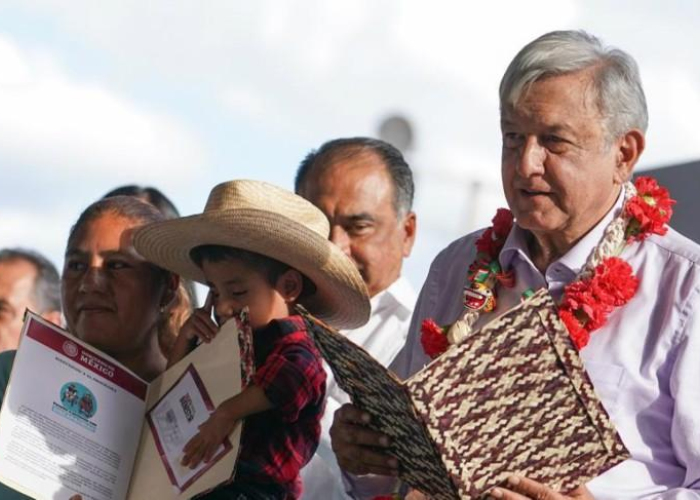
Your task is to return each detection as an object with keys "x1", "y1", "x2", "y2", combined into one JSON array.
[
  {"x1": 190, "y1": 245, "x2": 316, "y2": 297},
  {"x1": 67, "y1": 195, "x2": 187, "y2": 356},
  {"x1": 68, "y1": 195, "x2": 166, "y2": 246}
]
